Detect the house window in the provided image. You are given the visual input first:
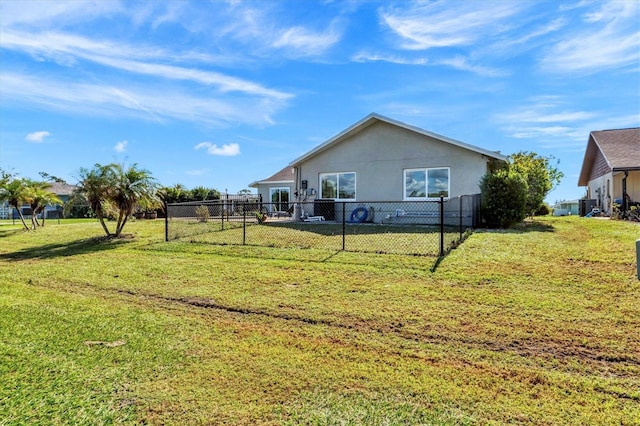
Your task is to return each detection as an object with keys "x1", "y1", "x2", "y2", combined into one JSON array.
[
  {"x1": 404, "y1": 168, "x2": 450, "y2": 199},
  {"x1": 320, "y1": 172, "x2": 356, "y2": 200},
  {"x1": 269, "y1": 187, "x2": 290, "y2": 212}
]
